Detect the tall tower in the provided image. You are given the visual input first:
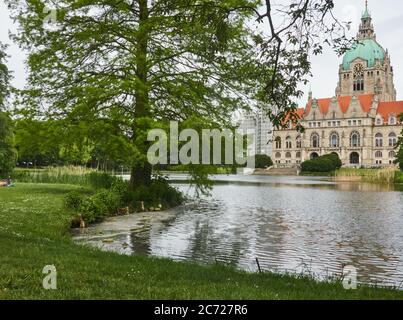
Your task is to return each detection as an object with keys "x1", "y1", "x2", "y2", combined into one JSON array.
[
  {"x1": 335, "y1": 1, "x2": 396, "y2": 102},
  {"x1": 358, "y1": 1, "x2": 375, "y2": 40}
]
